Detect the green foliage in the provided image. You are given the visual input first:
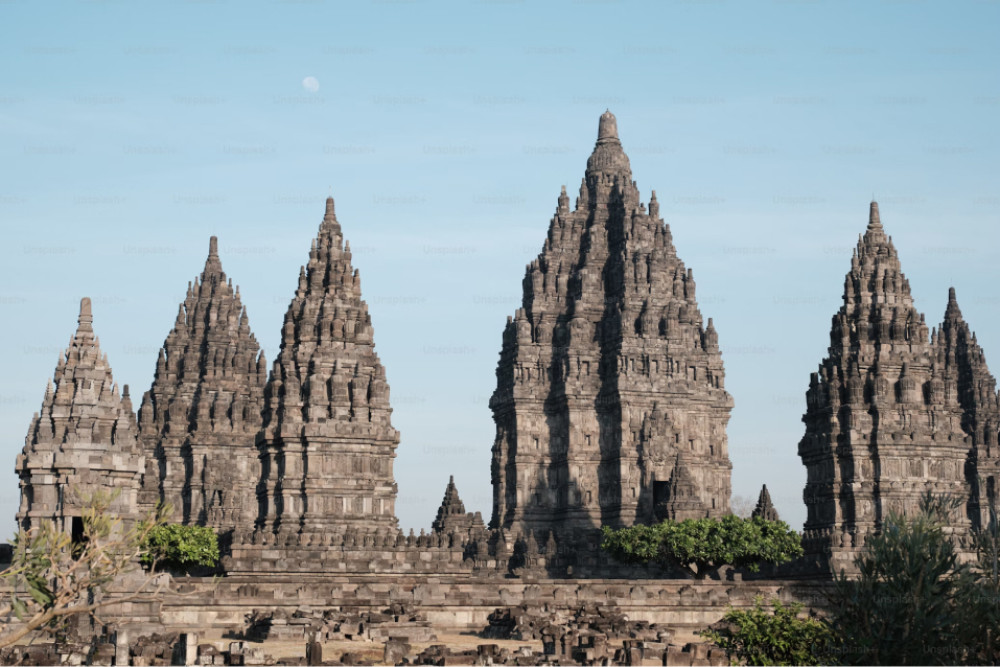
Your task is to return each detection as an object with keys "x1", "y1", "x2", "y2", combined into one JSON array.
[
  {"x1": 702, "y1": 597, "x2": 833, "y2": 666},
  {"x1": 825, "y1": 492, "x2": 1000, "y2": 665},
  {"x1": 695, "y1": 492, "x2": 1000, "y2": 665},
  {"x1": 1, "y1": 490, "x2": 165, "y2": 647},
  {"x1": 601, "y1": 515, "x2": 803, "y2": 577},
  {"x1": 141, "y1": 523, "x2": 219, "y2": 571},
  {"x1": 971, "y1": 488, "x2": 1000, "y2": 661}
]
